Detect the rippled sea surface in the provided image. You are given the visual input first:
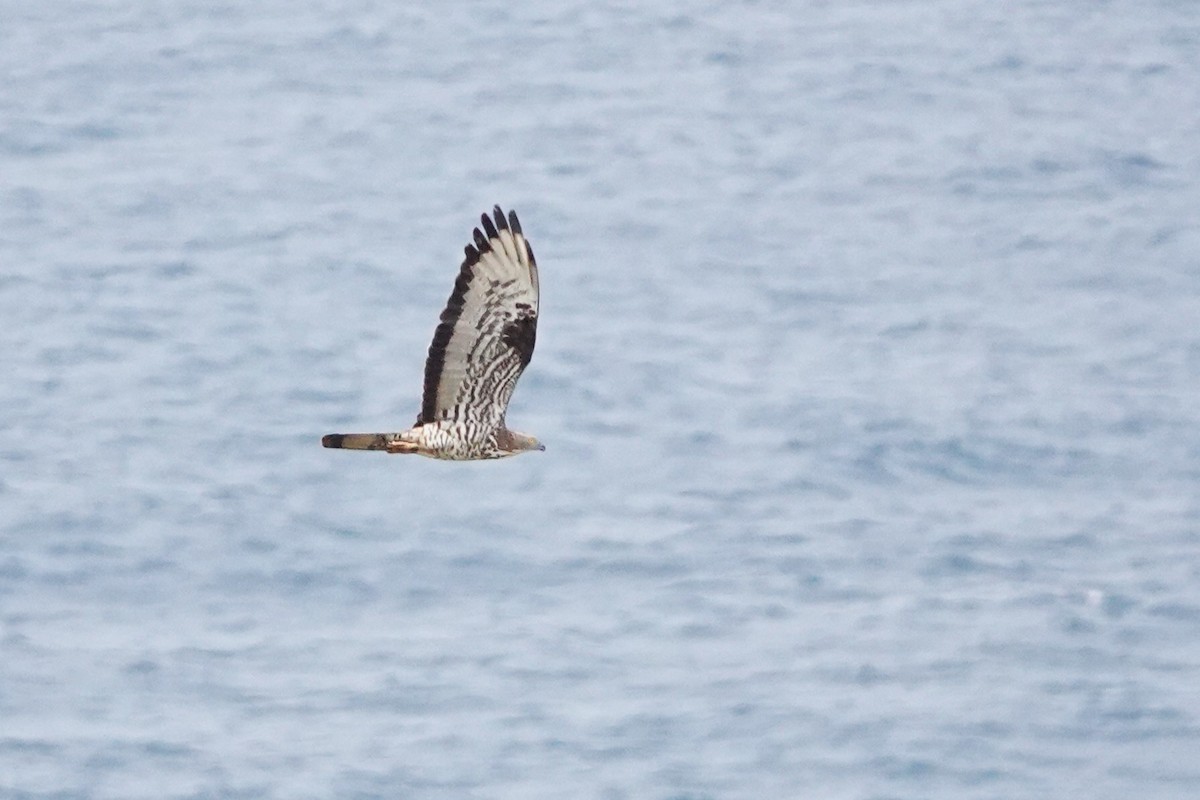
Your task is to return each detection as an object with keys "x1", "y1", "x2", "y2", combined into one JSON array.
[{"x1": 3, "y1": 2, "x2": 1200, "y2": 798}]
